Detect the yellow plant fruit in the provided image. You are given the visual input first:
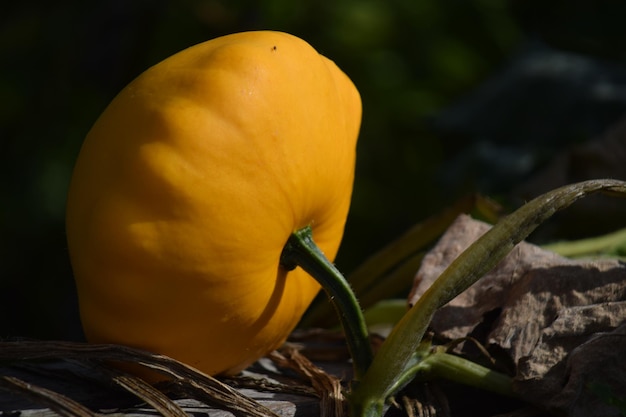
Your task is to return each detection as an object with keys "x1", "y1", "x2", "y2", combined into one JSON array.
[{"x1": 66, "y1": 31, "x2": 361, "y2": 376}]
